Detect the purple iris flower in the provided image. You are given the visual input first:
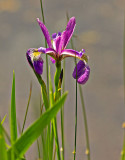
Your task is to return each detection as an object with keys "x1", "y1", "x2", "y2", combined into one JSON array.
[{"x1": 26, "y1": 17, "x2": 90, "y2": 84}]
